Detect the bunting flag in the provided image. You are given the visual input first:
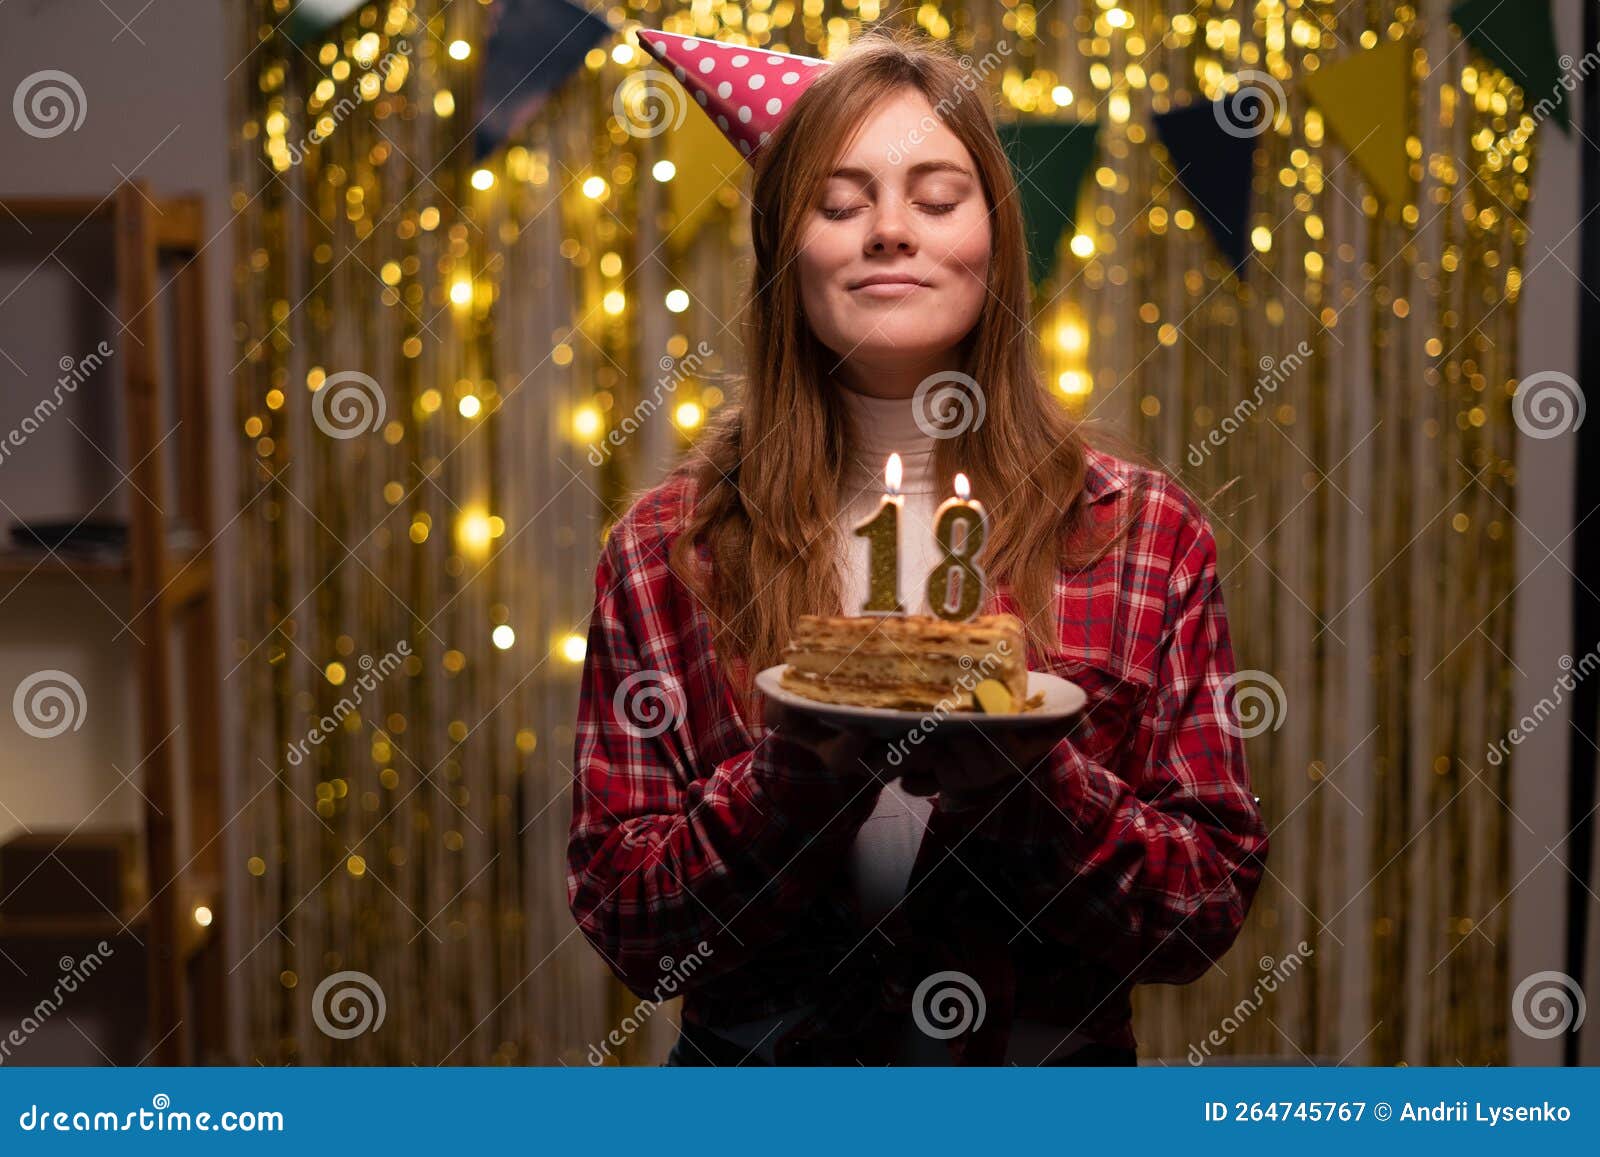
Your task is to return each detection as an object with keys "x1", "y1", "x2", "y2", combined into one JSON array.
[
  {"x1": 1451, "y1": 0, "x2": 1568, "y2": 131},
  {"x1": 475, "y1": 0, "x2": 615, "y2": 160},
  {"x1": 663, "y1": 98, "x2": 747, "y2": 249},
  {"x1": 1150, "y1": 99, "x2": 1258, "y2": 271},
  {"x1": 1300, "y1": 40, "x2": 1413, "y2": 213},
  {"x1": 286, "y1": 0, "x2": 366, "y2": 43},
  {"x1": 998, "y1": 120, "x2": 1100, "y2": 289}
]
